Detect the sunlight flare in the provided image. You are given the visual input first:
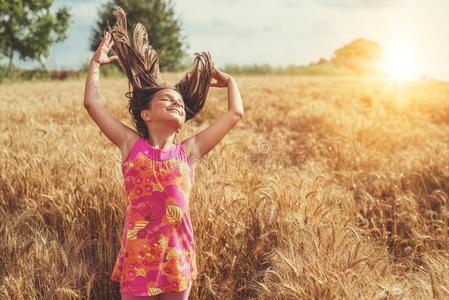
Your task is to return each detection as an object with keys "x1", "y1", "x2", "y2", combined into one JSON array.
[{"x1": 381, "y1": 42, "x2": 421, "y2": 80}]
